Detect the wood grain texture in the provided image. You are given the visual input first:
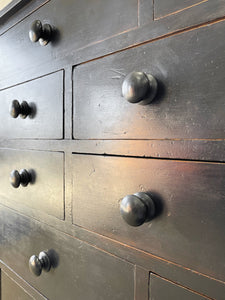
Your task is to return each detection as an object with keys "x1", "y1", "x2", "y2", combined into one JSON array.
[
  {"x1": 72, "y1": 154, "x2": 225, "y2": 282},
  {"x1": 73, "y1": 23, "x2": 225, "y2": 140},
  {"x1": 0, "y1": 149, "x2": 64, "y2": 219},
  {"x1": 0, "y1": 71, "x2": 63, "y2": 139},
  {"x1": 0, "y1": 207, "x2": 135, "y2": 300}
]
